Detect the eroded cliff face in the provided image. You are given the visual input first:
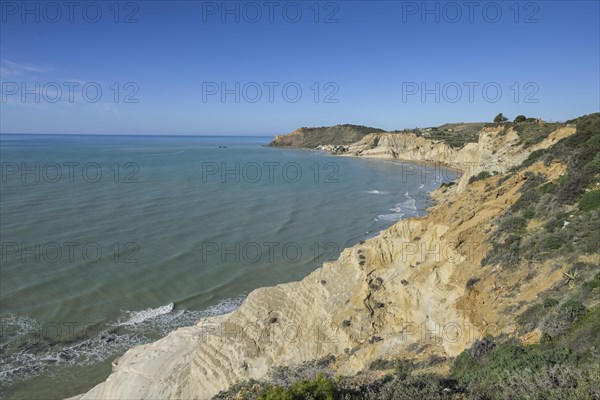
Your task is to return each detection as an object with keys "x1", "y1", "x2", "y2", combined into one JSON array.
[
  {"x1": 76, "y1": 125, "x2": 577, "y2": 400},
  {"x1": 347, "y1": 125, "x2": 575, "y2": 193}
]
